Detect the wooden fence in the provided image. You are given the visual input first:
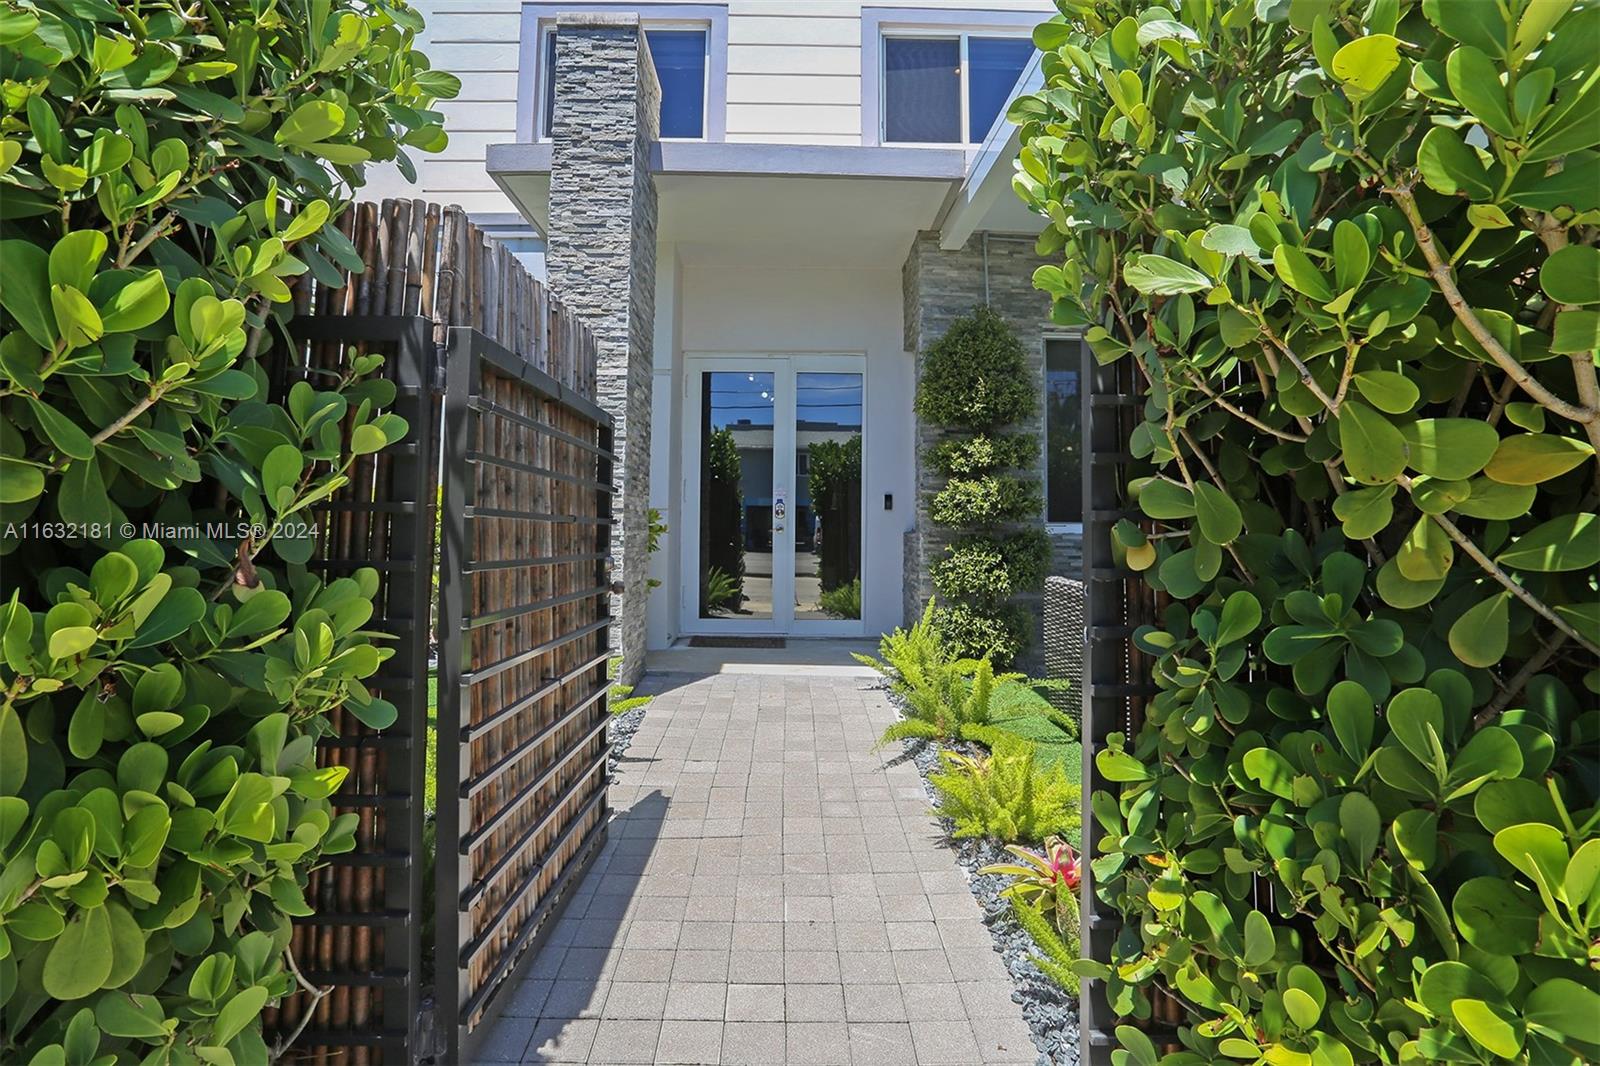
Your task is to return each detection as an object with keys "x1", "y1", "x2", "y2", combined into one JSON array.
[{"x1": 263, "y1": 200, "x2": 612, "y2": 1064}]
